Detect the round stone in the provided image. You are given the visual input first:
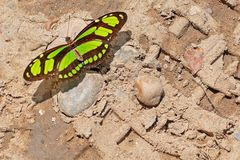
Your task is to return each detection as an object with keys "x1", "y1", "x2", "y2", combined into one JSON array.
[{"x1": 135, "y1": 75, "x2": 164, "y2": 107}]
